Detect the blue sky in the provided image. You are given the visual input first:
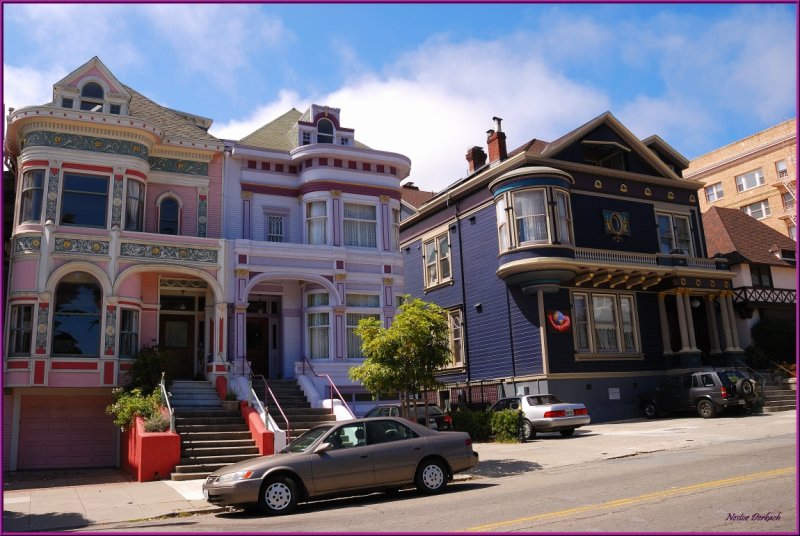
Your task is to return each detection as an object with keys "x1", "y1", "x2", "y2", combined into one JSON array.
[{"x1": 3, "y1": 2, "x2": 797, "y2": 191}]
